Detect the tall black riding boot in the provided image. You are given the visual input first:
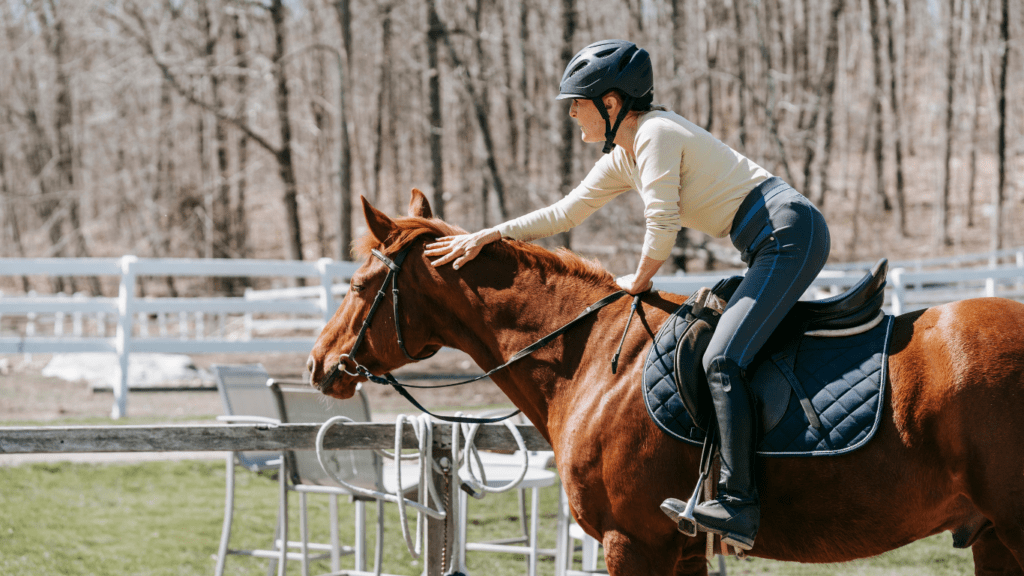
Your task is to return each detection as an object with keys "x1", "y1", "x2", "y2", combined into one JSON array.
[{"x1": 691, "y1": 357, "x2": 760, "y2": 550}]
